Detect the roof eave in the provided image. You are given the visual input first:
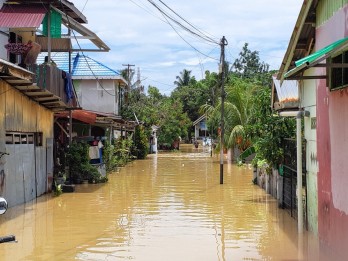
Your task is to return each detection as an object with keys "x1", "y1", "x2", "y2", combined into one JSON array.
[{"x1": 277, "y1": 0, "x2": 314, "y2": 80}]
